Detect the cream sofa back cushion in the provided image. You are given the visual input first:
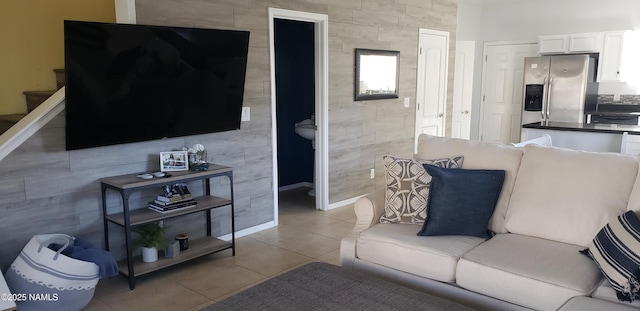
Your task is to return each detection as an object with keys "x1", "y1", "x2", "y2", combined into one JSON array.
[
  {"x1": 416, "y1": 134, "x2": 523, "y2": 233},
  {"x1": 505, "y1": 145, "x2": 638, "y2": 247},
  {"x1": 625, "y1": 156, "x2": 640, "y2": 212}
]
